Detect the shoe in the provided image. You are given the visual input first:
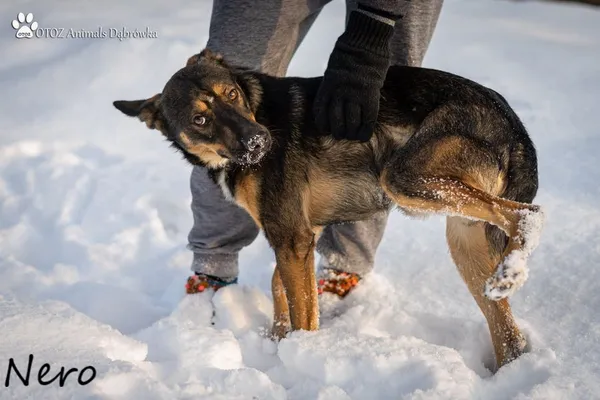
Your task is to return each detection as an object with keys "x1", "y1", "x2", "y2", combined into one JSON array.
[
  {"x1": 317, "y1": 268, "x2": 361, "y2": 298},
  {"x1": 185, "y1": 273, "x2": 238, "y2": 294}
]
